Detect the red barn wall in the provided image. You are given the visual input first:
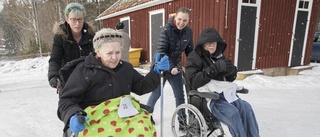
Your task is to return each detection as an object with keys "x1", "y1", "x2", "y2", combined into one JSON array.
[{"x1": 100, "y1": 0, "x2": 320, "y2": 69}]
